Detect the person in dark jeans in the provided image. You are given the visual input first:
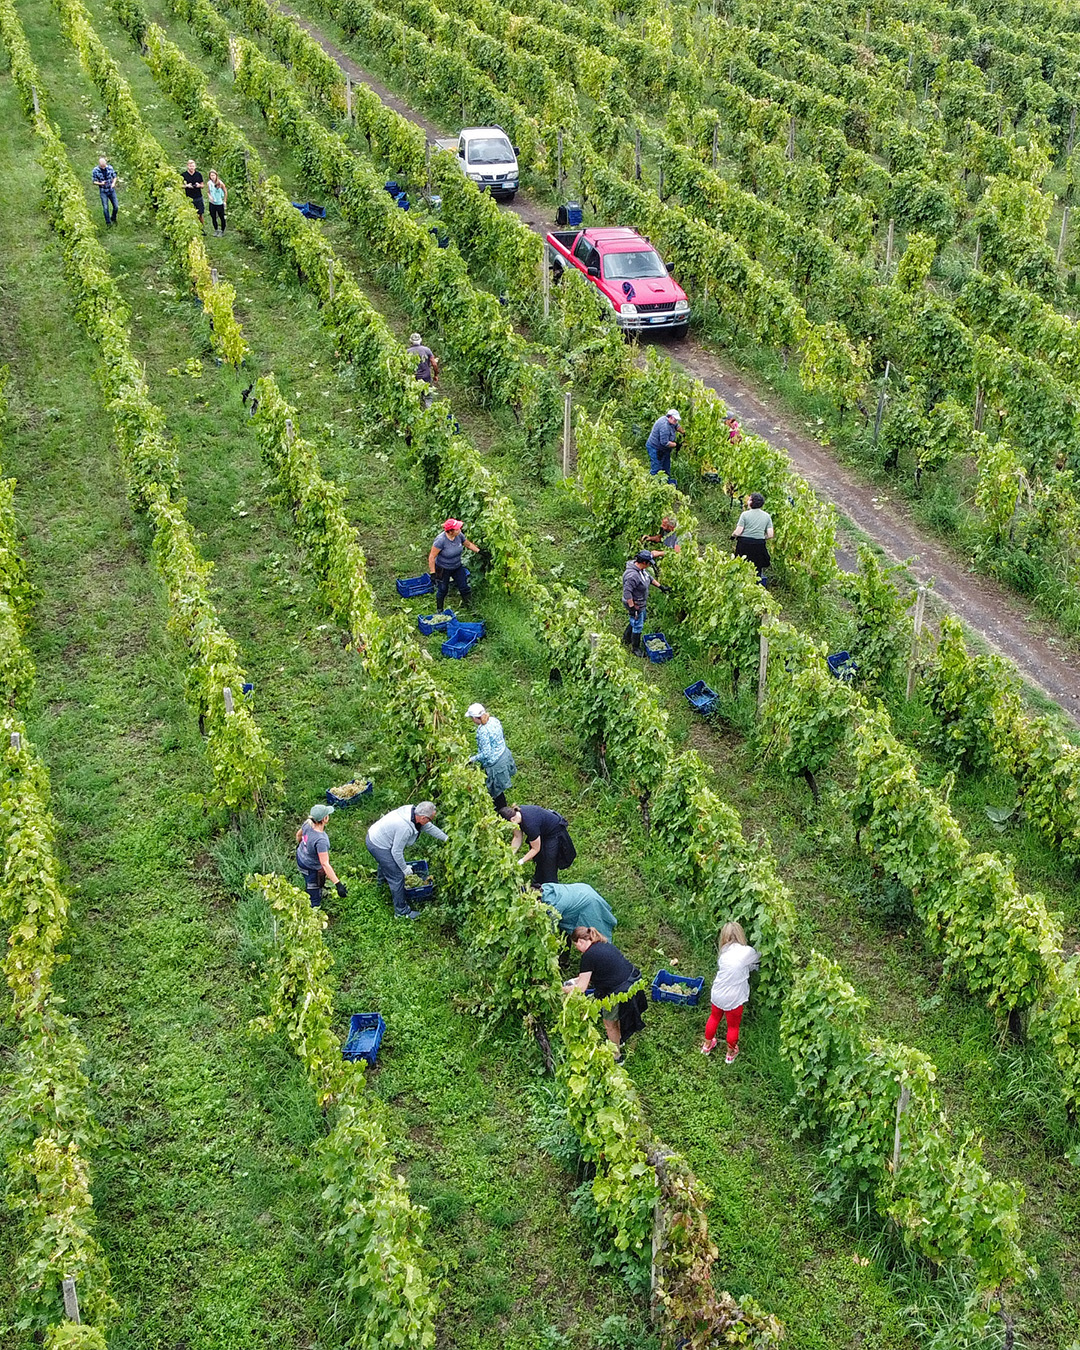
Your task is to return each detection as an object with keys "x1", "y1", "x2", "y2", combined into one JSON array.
[
  {"x1": 499, "y1": 803, "x2": 576, "y2": 884},
  {"x1": 91, "y1": 157, "x2": 119, "y2": 225},
  {"x1": 365, "y1": 801, "x2": 448, "y2": 920},
  {"x1": 428, "y1": 517, "x2": 480, "y2": 612},
  {"x1": 181, "y1": 159, "x2": 205, "y2": 226},
  {"x1": 295, "y1": 803, "x2": 346, "y2": 907},
  {"x1": 206, "y1": 170, "x2": 228, "y2": 235}
]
